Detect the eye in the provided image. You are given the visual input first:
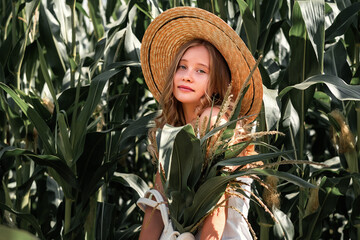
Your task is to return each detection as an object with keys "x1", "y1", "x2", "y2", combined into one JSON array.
[
  {"x1": 177, "y1": 64, "x2": 186, "y2": 70},
  {"x1": 197, "y1": 69, "x2": 207, "y2": 74}
]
